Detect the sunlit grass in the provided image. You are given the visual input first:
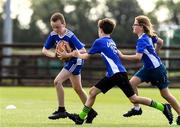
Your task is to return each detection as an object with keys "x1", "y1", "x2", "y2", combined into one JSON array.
[{"x1": 0, "y1": 87, "x2": 180, "y2": 128}]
